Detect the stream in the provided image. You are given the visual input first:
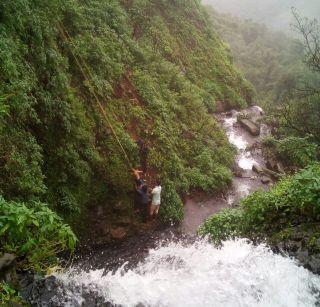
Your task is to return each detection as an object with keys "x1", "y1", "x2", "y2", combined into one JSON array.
[{"x1": 25, "y1": 107, "x2": 320, "y2": 306}]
